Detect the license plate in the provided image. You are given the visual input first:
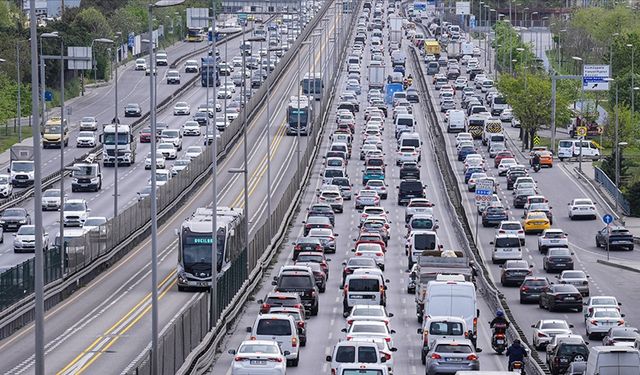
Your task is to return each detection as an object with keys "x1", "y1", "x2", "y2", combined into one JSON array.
[
  {"x1": 250, "y1": 360, "x2": 266, "y2": 365},
  {"x1": 496, "y1": 339, "x2": 504, "y2": 344},
  {"x1": 565, "y1": 297, "x2": 575, "y2": 301},
  {"x1": 556, "y1": 264, "x2": 565, "y2": 267},
  {"x1": 550, "y1": 240, "x2": 559, "y2": 243},
  {"x1": 580, "y1": 207, "x2": 589, "y2": 211},
  {"x1": 350, "y1": 295, "x2": 363, "y2": 299},
  {"x1": 446, "y1": 357, "x2": 463, "y2": 362},
  {"x1": 196, "y1": 282, "x2": 208, "y2": 287}
]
